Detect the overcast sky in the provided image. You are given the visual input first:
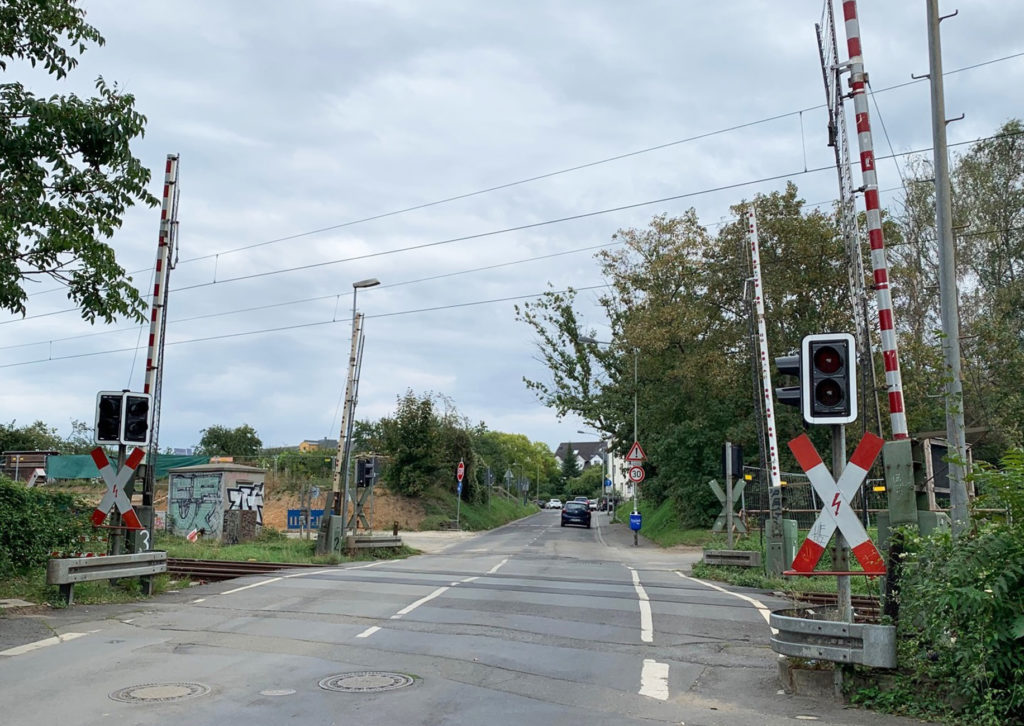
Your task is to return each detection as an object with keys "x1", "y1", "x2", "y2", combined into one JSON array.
[{"x1": 3, "y1": 1, "x2": 1022, "y2": 454}]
